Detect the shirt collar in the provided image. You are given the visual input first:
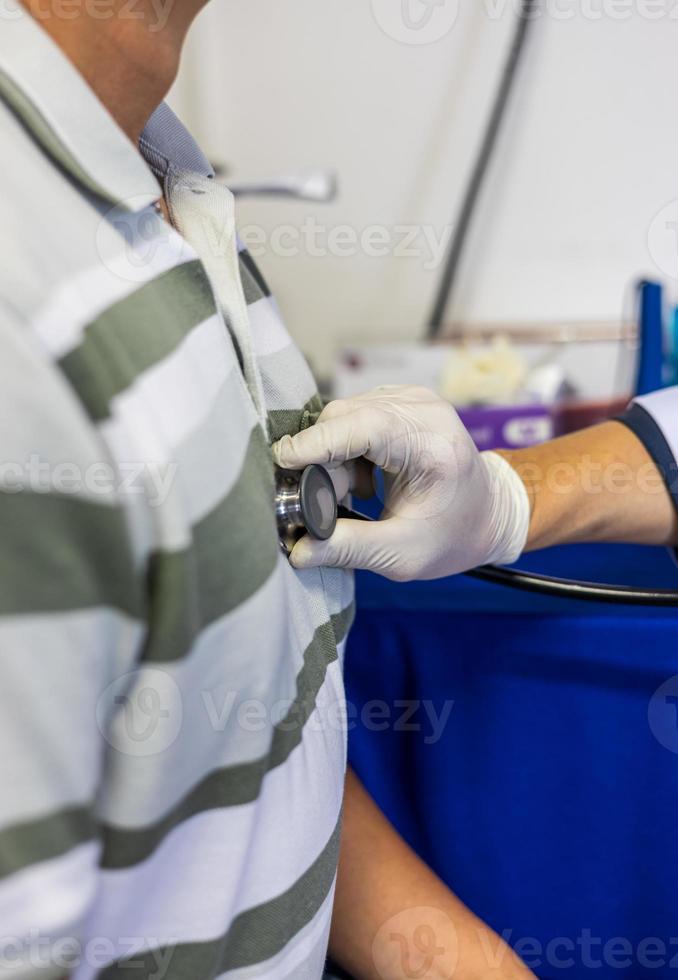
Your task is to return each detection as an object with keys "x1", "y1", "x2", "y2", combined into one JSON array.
[
  {"x1": 0, "y1": 0, "x2": 161, "y2": 212},
  {"x1": 139, "y1": 102, "x2": 215, "y2": 182}
]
